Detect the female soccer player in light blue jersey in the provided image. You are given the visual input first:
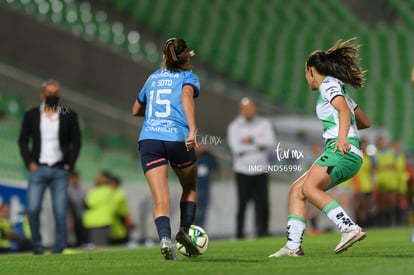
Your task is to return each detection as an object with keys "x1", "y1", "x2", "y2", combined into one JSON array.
[
  {"x1": 132, "y1": 38, "x2": 200, "y2": 260},
  {"x1": 269, "y1": 38, "x2": 371, "y2": 257}
]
